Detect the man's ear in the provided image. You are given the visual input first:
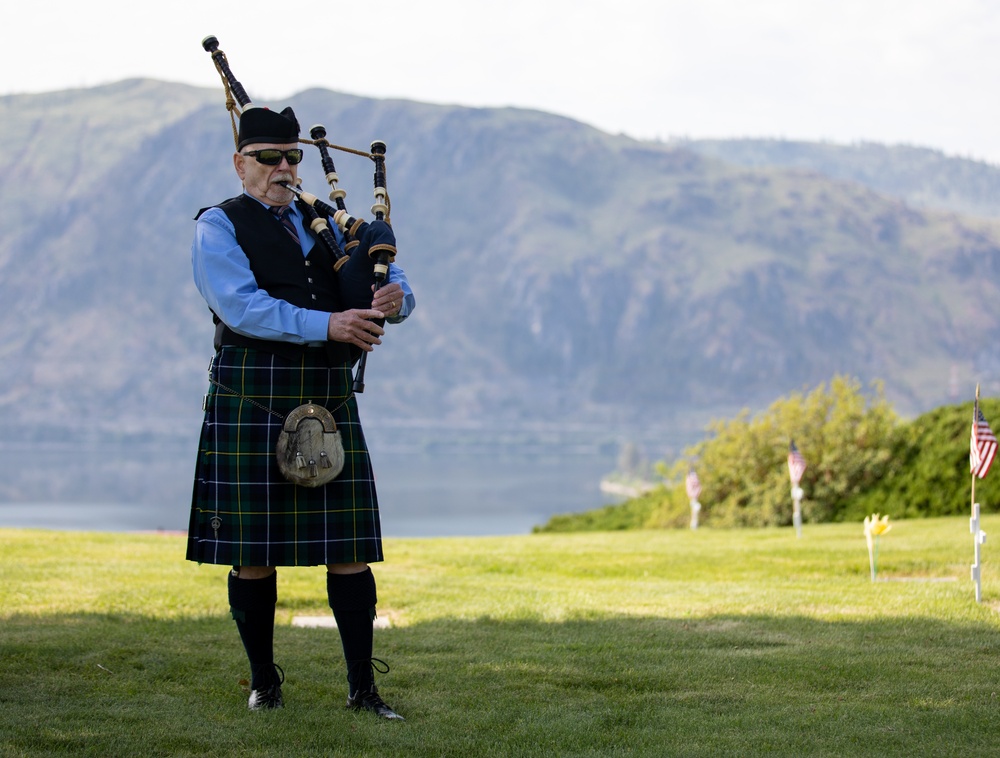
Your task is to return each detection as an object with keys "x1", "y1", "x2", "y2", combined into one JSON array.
[{"x1": 233, "y1": 152, "x2": 246, "y2": 181}]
